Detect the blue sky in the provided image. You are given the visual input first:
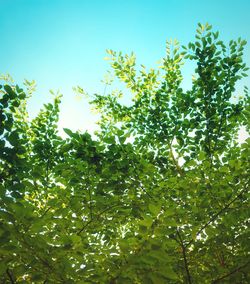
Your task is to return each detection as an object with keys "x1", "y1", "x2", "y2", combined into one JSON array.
[{"x1": 1, "y1": 0, "x2": 250, "y2": 135}]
